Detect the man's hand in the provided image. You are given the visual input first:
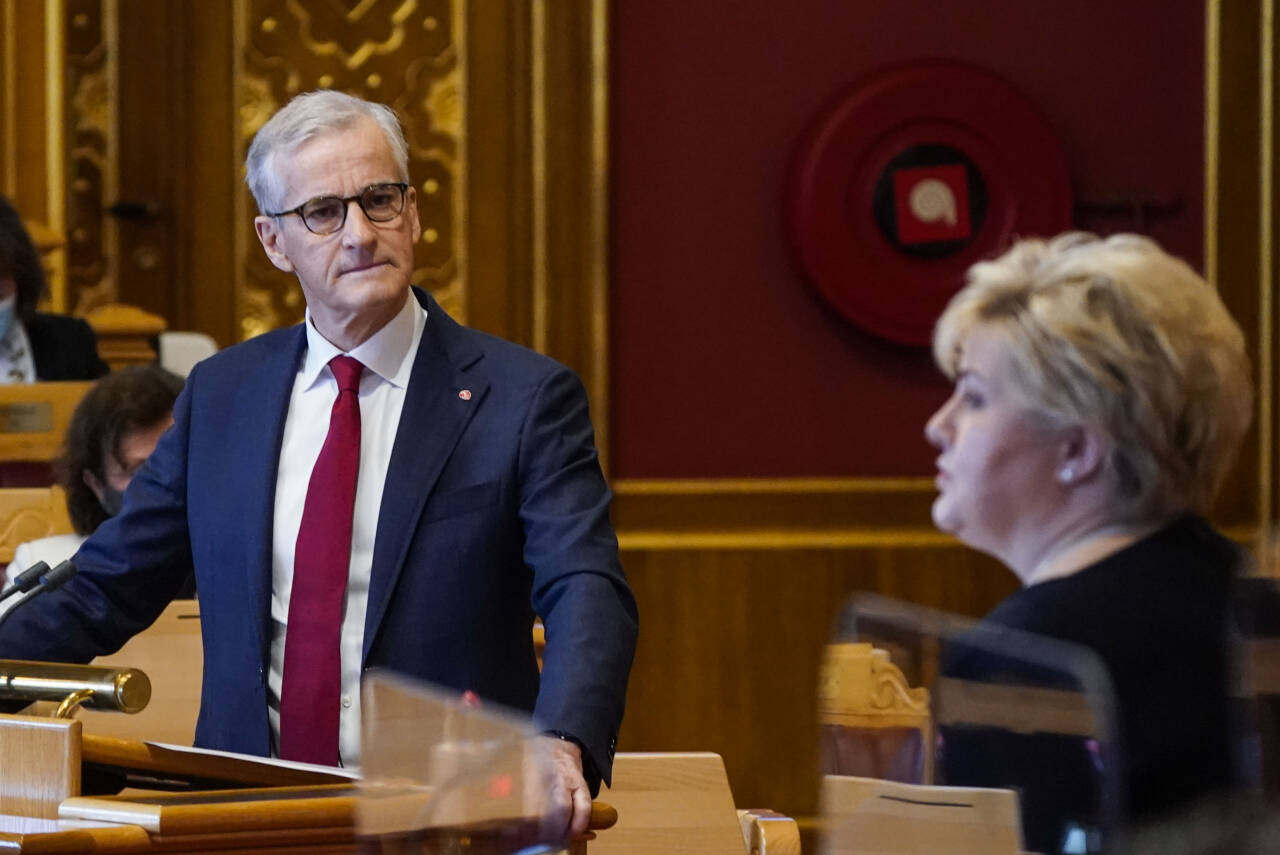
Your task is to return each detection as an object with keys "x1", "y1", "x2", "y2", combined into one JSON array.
[{"x1": 538, "y1": 734, "x2": 592, "y2": 840}]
